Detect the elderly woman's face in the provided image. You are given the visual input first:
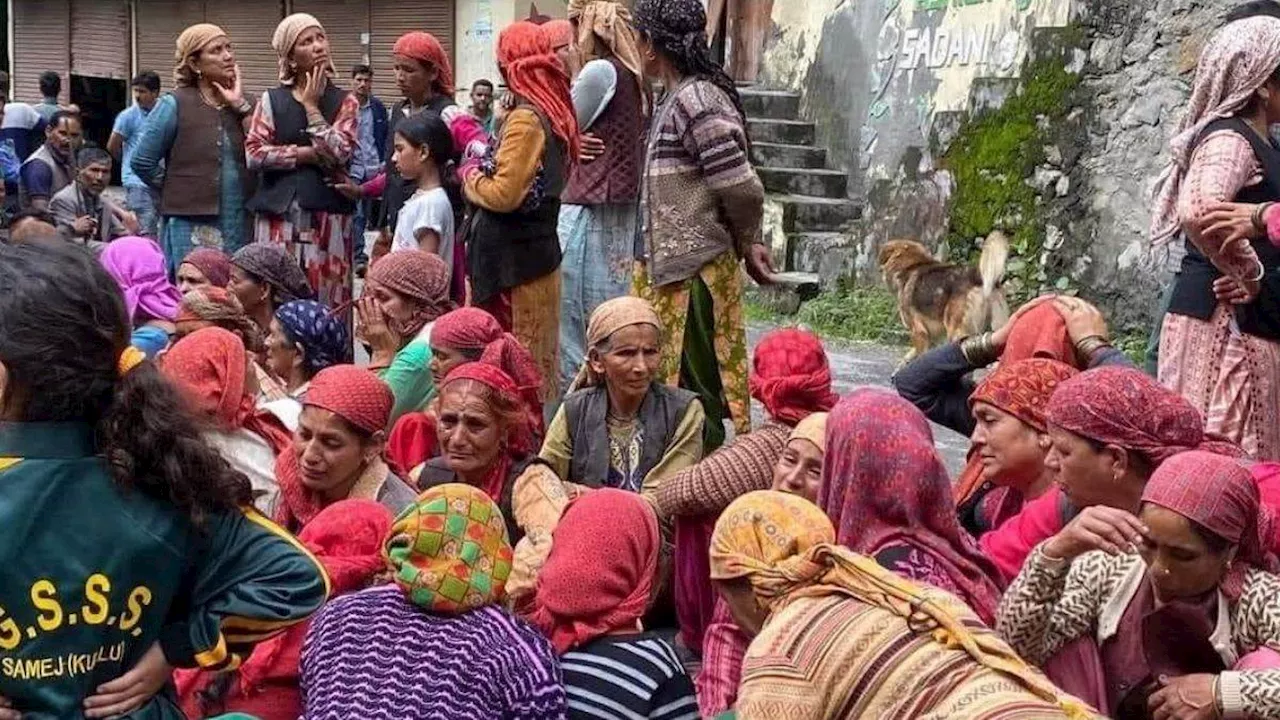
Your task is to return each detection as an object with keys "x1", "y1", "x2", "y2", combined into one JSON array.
[
  {"x1": 437, "y1": 381, "x2": 504, "y2": 479},
  {"x1": 191, "y1": 36, "x2": 236, "y2": 86},
  {"x1": 970, "y1": 401, "x2": 1046, "y2": 490},
  {"x1": 176, "y1": 263, "x2": 212, "y2": 295},
  {"x1": 1044, "y1": 424, "x2": 1136, "y2": 510},
  {"x1": 1138, "y1": 504, "x2": 1233, "y2": 602},
  {"x1": 771, "y1": 439, "x2": 824, "y2": 504},
  {"x1": 291, "y1": 26, "x2": 330, "y2": 75},
  {"x1": 295, "y1": 406, "x2": 381, "y2": 500},
  {"x1": 589, "y1": 324, "x2": 660, "y2": 405},
  {"x1": 266, "y1": 318, "x2": 303, "y2": 380},
  {"x1": 229, "y1": 266, "x2": 270, "y2": 314}
]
